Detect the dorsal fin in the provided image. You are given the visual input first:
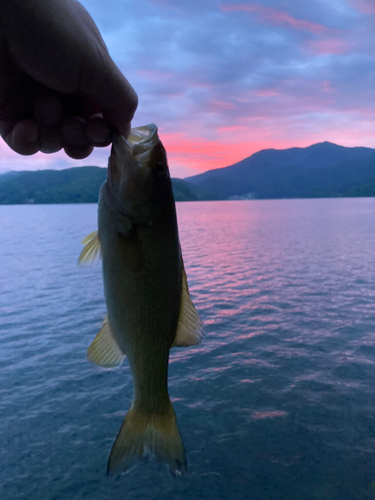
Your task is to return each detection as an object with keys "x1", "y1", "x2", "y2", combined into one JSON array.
[
  {"x1": 87, "y1": 316, "x2": 125, "y2": 368},
  {"x1": 78, "y1": 230, "x2": 101, "y2": 265},
  {"x1": 172, "y1": 261, "x2": 203, "y2": 347}
]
